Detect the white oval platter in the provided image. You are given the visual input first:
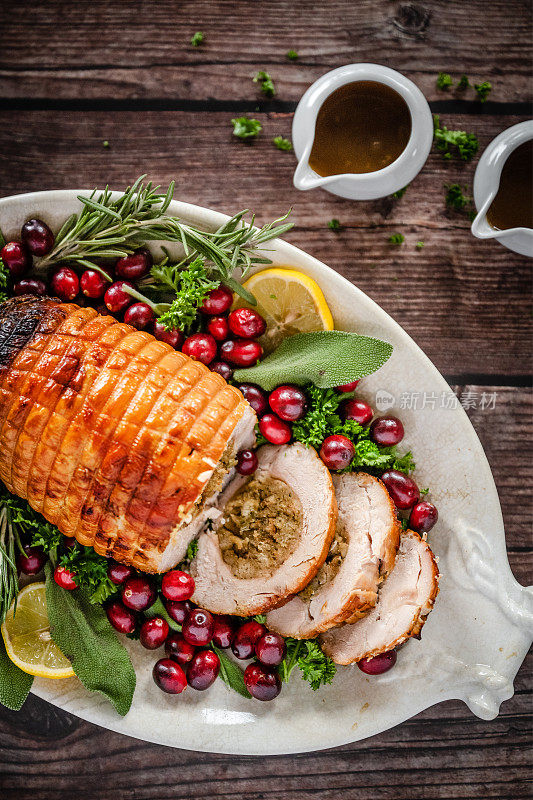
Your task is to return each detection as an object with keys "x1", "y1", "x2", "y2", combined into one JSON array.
[{"x1": 0, "y1": 190, "x2": 531, "y2": 755}]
